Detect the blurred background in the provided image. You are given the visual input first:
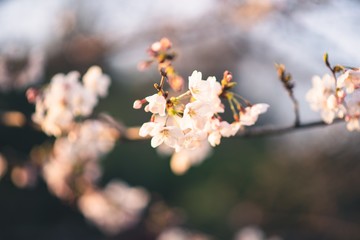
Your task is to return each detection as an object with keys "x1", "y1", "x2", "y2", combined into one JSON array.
[{"x1": 0, "y1": 0, "x2": 360, "y2": 239}]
